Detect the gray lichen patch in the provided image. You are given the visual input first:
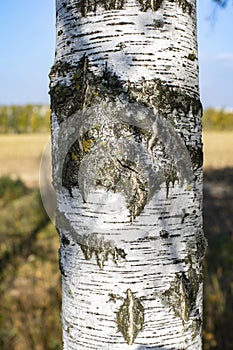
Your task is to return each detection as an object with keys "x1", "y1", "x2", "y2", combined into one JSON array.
[
  {"x1": 127, "y1": 78, "x2": 203, "y2": 170},
  {"x1": 51, "y1": 56, "x2": 202, "y2": 218},
  {"x1": 50, "y1": 56, "x2": 202, "y2": 146},
  {"x1": 186, "y1": 231, "x2": 207, "y2": 267},
  {"x1": 116, "y1": 289, "x2": 144, "y2": 345},
  {"x1": 62, "y1": 121, "x2": 150, "y2": 221},
  {"x1": 79, "y1": 233, "x2": 126, "y2": 269},
  {"x1": 116, "y1": 158, "x2": 149, "y2": 221},
  {"x1": 195, "y1": 230, "x2": 207, "y2": 263},
  {"x1": 49, "y1": 60, "x2": 73, "y2": 78},
  {"x1": 153, "y1": 18, "x2": 164, "y2": 29},
  {"x1": 159, "y1": 229, "x2": 169, "y2": 238},
  {"x1": 190, "y1": 313, "x2": 202, "y2": 340},
  {"x1": 162, "y1": 270, "x2": 199, "y2": 323},
  {"x1": 128, "y1": 78, "x2": 202, "y2": 124},
  {"x1": 49, "y1": 55, "x2": 126, "y2": 125},
  {"x1": 184, "y1": 233, "x2": 207, "y2": 291},
  {"x1": 49, "y1": 56, "x2": 90, "y2": 124}
]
